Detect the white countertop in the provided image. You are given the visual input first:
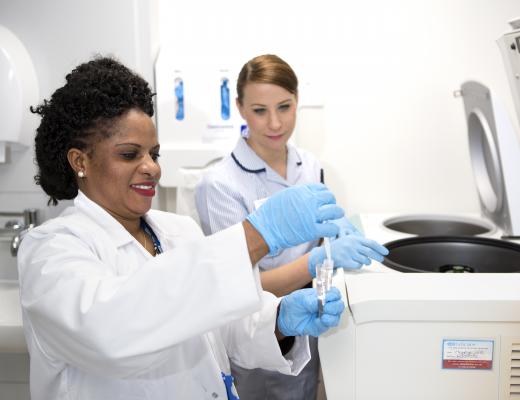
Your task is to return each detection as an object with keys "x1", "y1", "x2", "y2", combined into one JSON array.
[{"x1": 0, "y1": 280, "x2": 26, "y2": 353}]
